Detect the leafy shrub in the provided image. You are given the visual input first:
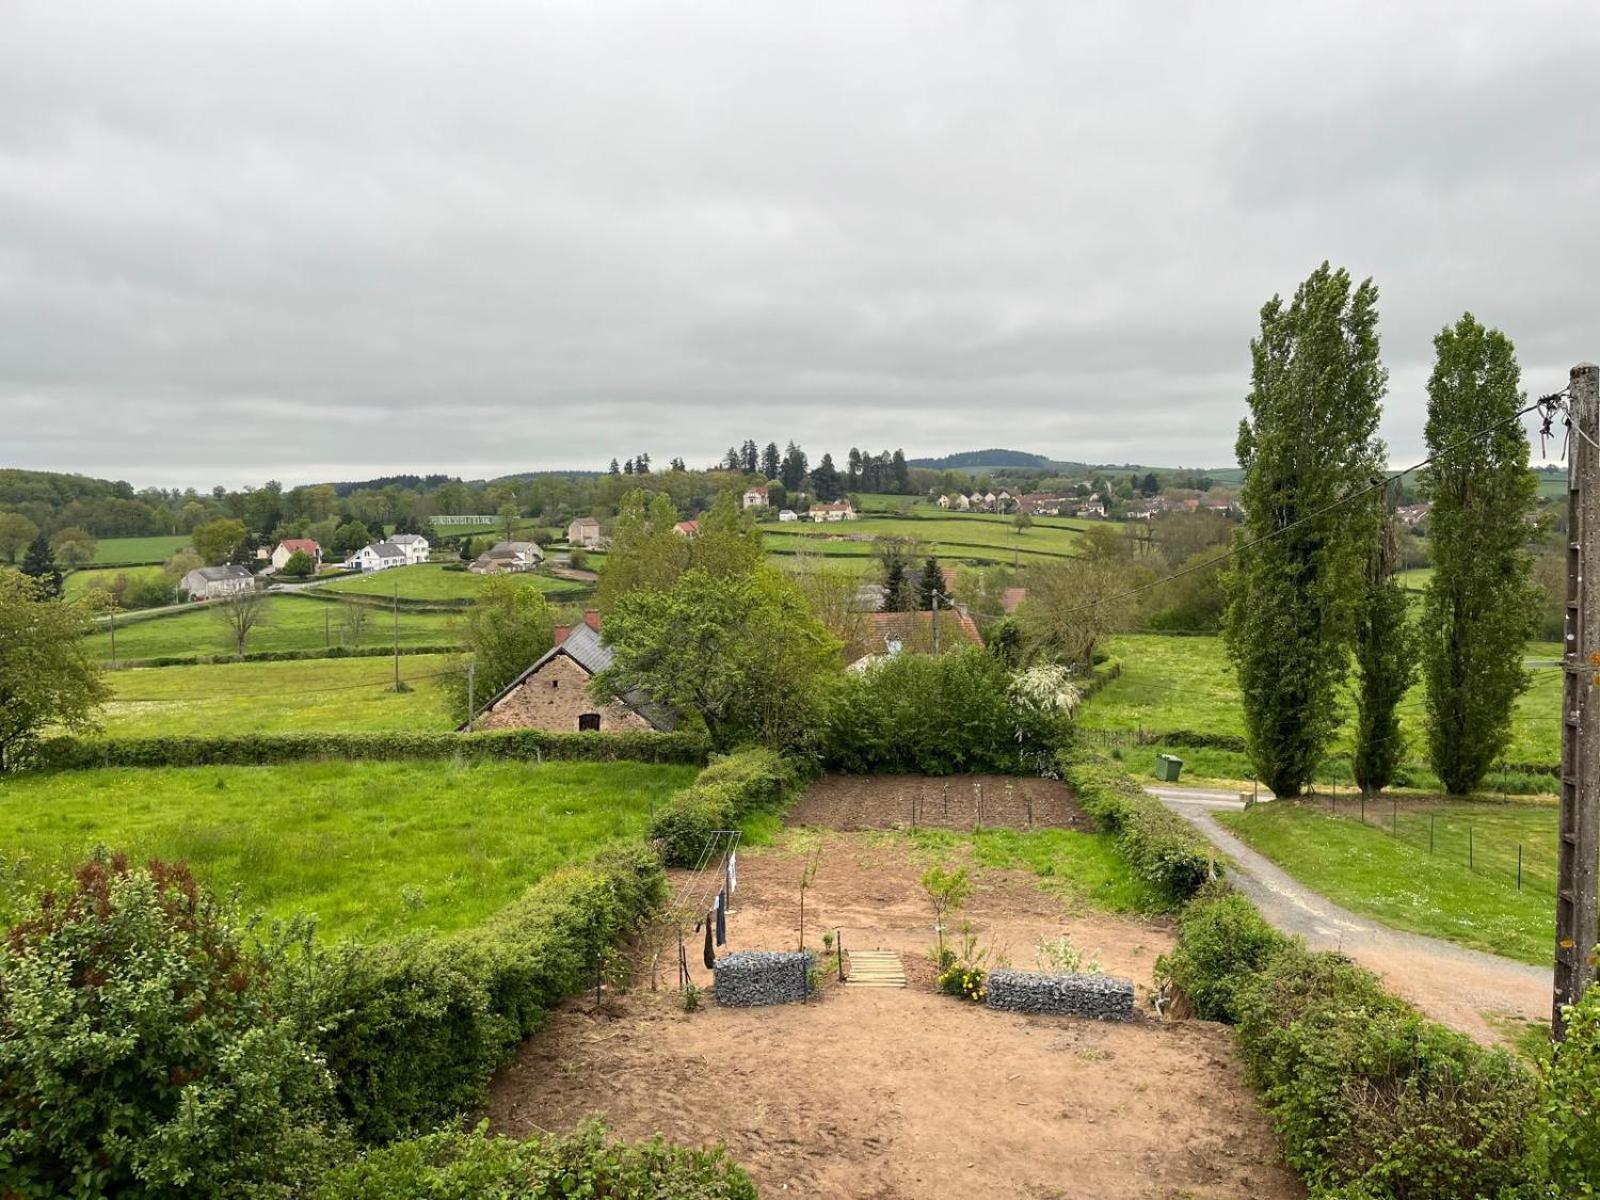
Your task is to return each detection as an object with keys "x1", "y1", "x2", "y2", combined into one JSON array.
[
  {"x1": 304, "y1": 844, "x2": 665, "y2": 1143},
  {"x1": 1155, "y1": 882, "x2": 1290, "y2": 1021},
  {"x1": 1035, "y1": 933, "x2": 1102, "y2": 976},
  {"x1": 1057, "y1": 745, "x2": 1216, "y2": 905},
  {"x1": 1163, "y1": 886, "x2": 1543, "y2": 1199},
  {"x1": 0, "y1": 854, "x2": 344, "y2": 1198},
  {"x1": 649, "y1": 748, "x2": 801, "y2": 866},
  {"x1": 823, "y1": 647, "x2": 1024, "y2": 774},
  {"x1": 1546, "y1": 987, "x2": 1600, "y2": 1196},
  {"x1": 316, "y1": 1119, "x2": 757, "y2": 1199},
  {"x1": 33, "y1": 728, "x2": 709, "y2": 771}
]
